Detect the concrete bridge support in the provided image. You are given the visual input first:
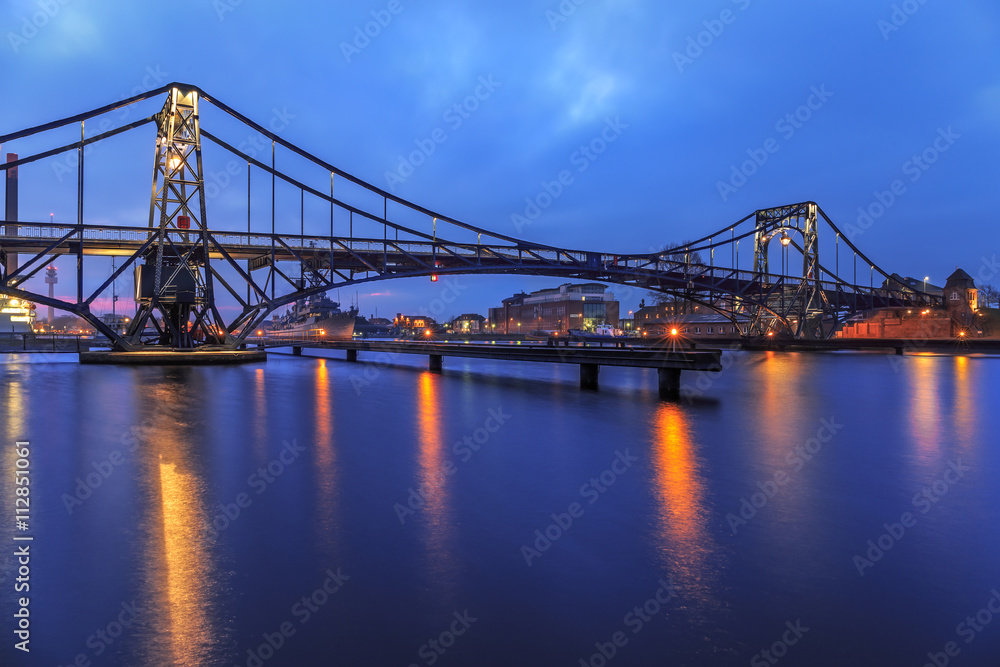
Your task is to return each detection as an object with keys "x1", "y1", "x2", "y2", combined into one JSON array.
[
  {"x1": 346, "y1": 349, "x2": 358, "y2": 362},
  {"x1": 580, "y1": 363, "x2": 599, "y2": 390},
  {"x1": 429, "y1": 354, "x2": 442, "y2": 372},
  {"x1": 292, "y1": 346, "x2": 302, "y2": 356},
  {"x1": 657, "y1": 368, "x2": 681, "y2": 399}
]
